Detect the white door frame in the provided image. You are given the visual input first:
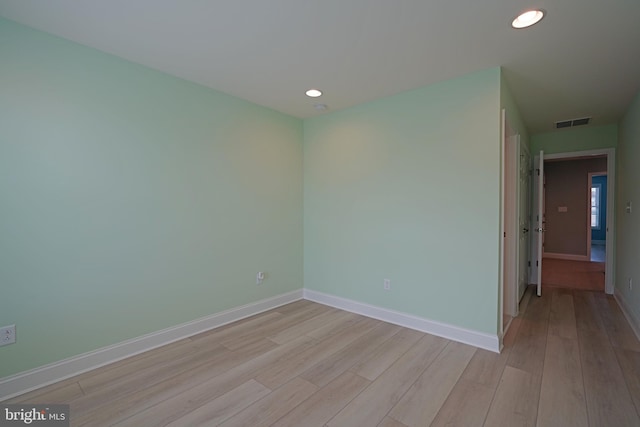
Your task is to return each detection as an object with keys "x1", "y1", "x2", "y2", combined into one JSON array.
[
  {"x1": 517, "y1": 142, "x2": 532, "y2": 301},
  {"x1": 501, "y1": 109, "x2": 523, "y2": 341},
  {"x1": 530, "y1": 153, "x2": 543, "y2": 292},
  {"x1": 499, "y1": 109, "x2": 507, "y2": 340},
  {"x1": 535, "y1": 151, "x2": 544, "y2": 297},
  {"x1": 504, "y1": 134, "x2": 518, "y2": 317},
  {"x1": 504, "y1": 134, "x2": 530, "y2": 315},
  {"x1": 530, "y1": 148, "x2": 615, "y2": 294}
]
